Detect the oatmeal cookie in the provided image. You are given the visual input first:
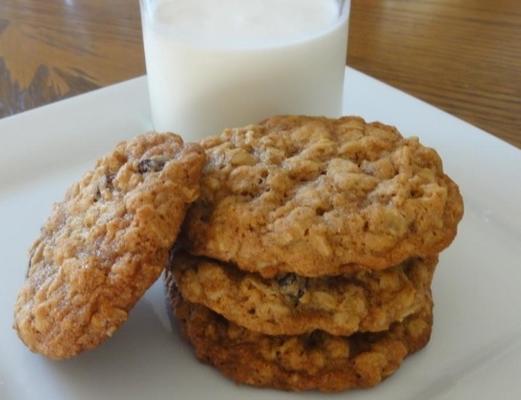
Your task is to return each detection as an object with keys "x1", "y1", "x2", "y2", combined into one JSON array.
[
  {"x1": 171, "y1": 252, "x2": 436, "y2": 336},
  {"x1": 183, "y1": 116, "x2": 463, "y2": 277},
  {"x1": 14, "y1": 133, "x2": 205, "y2": 359},
  {"x1": 168, "y1": 281, "x2": 433, "y2": 392}
]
